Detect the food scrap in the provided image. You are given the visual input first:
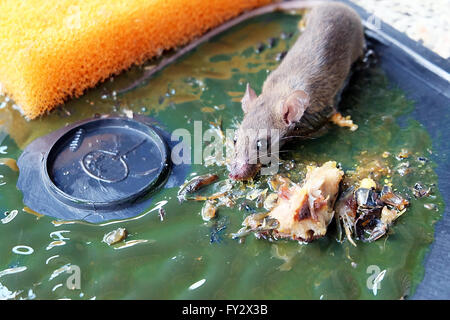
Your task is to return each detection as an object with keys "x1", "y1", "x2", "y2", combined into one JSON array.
[
  {"x1": 231, "y1": 213, "x2": 280, "y2": 240},
  {"x1": 412, "y1": 182, "x2": 432, "y2": 199},
  {"x1": 233, "y1": 161, "x2": 344, "y2": 242},
  {"x1": 182, "y1": 153, "x2": 416, "y2": 246},
  {"x1": 330, "y1": 112, "x2": 358, "y2": 131},
  {"x1": 267, "y1": 161, "x2": 343, "y2": 242}
]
